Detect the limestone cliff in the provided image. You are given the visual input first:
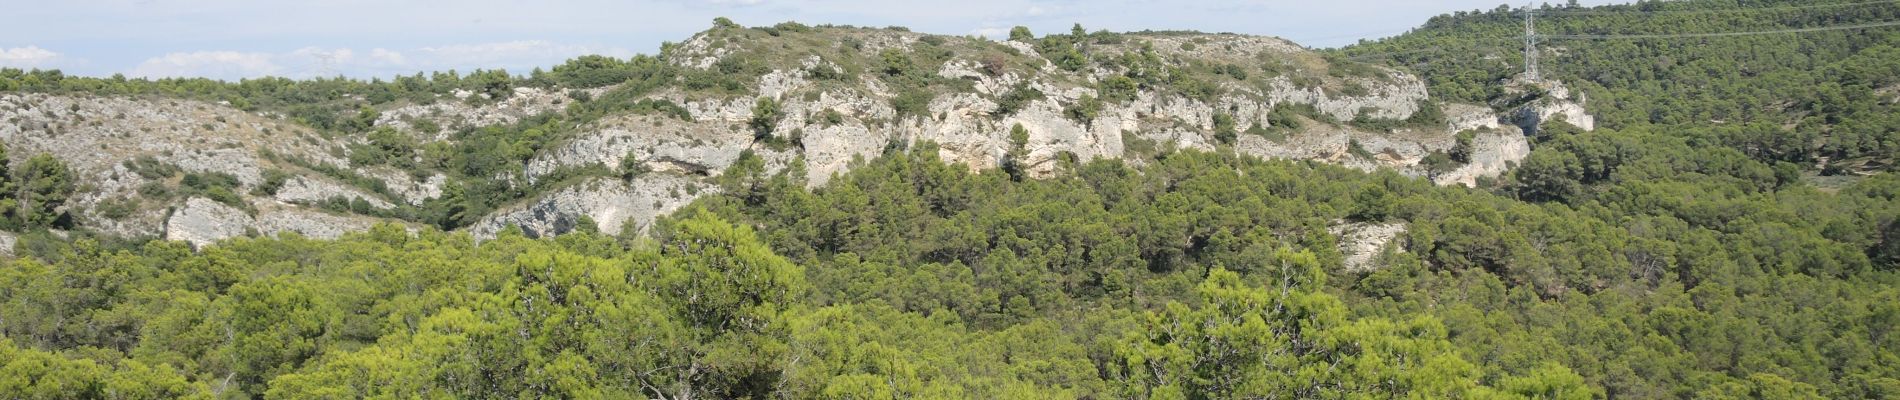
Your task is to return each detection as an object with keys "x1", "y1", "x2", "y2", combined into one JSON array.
[{"x1": 0, "y1": 25, "x2": 1594, "y2": 246}]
